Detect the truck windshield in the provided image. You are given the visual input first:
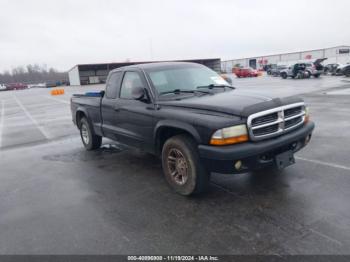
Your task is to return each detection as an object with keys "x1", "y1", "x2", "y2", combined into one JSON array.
[{"x1": 145, "y1": 65, "x2": 230, "y2": 96}]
